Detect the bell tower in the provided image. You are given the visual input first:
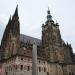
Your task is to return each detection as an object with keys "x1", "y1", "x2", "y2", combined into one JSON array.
[
  {"x1": 42, "y1": 9, "x2": 62, "y2": 62},
  {"x1": 47, "y1": 8, "x2": 52, "y2": 21}
]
